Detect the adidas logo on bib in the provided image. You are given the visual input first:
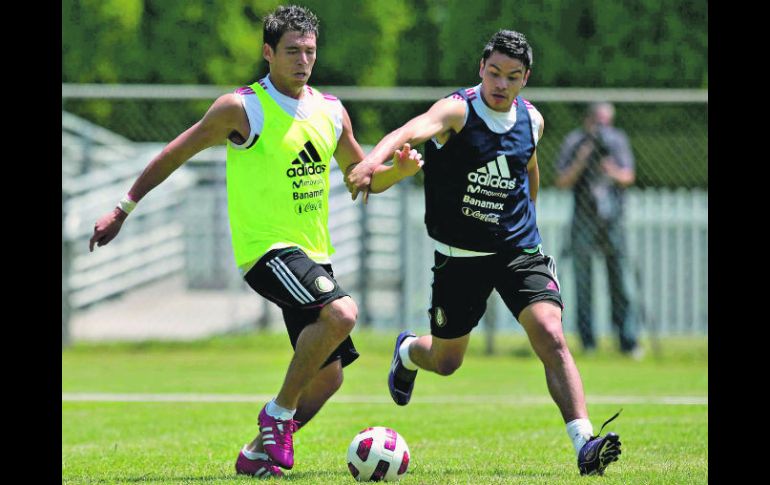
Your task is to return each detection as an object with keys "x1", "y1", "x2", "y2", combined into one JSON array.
[
  {"x1": 287, "y1": 141, "x2": 327, "y2": 177},
  {"x1": 467, "y1": 155, "x2": 516, "y2": 189}
]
